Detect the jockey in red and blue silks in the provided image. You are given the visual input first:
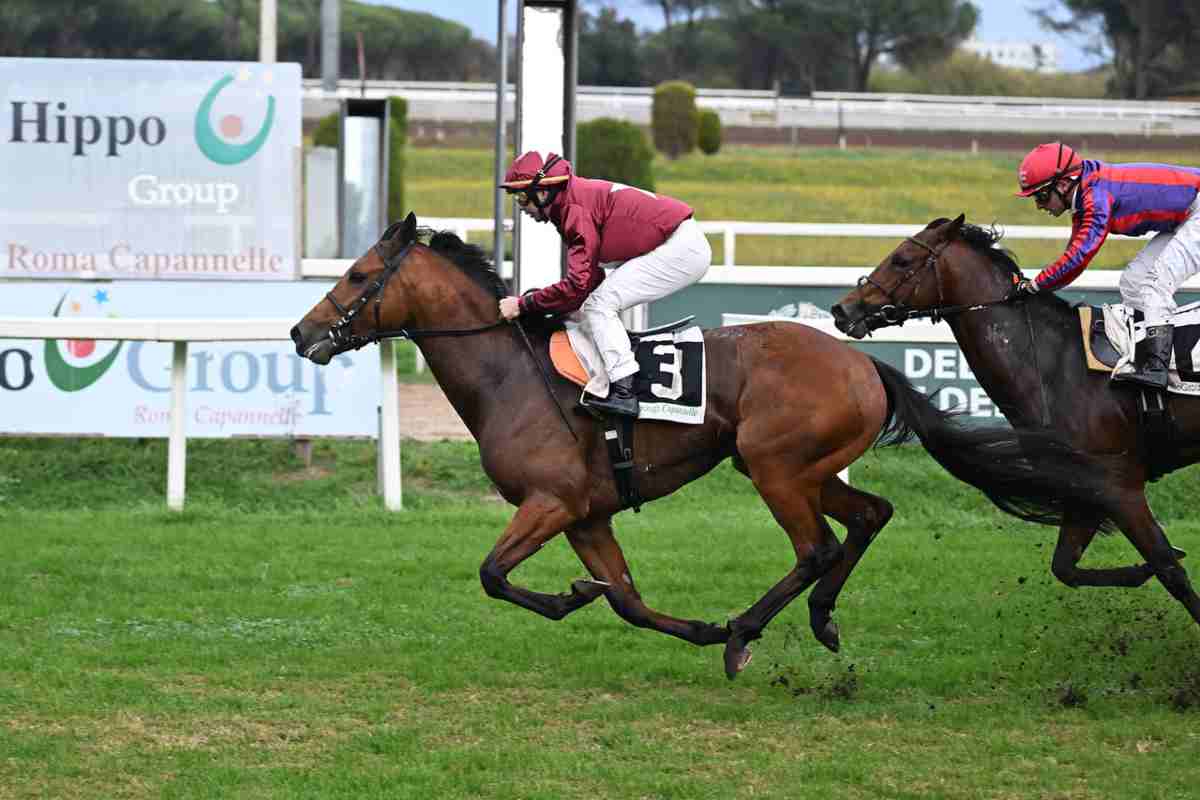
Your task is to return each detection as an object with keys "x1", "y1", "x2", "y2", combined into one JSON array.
[{"x1": 1014, "y1": 142, "x2": 1200, "y2": 390}]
